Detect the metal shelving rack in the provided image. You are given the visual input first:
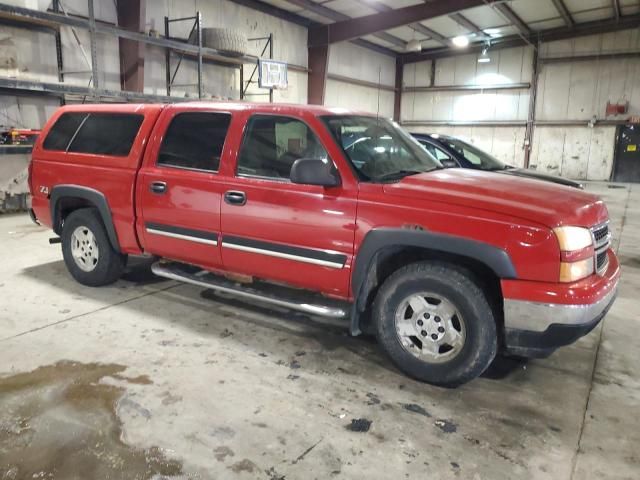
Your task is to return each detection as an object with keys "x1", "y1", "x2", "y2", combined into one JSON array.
[
  {"x1": 0, "y1": 1, "x2": 303, "y2": 103},
  {"x1": 165, "y1": 13, "x2": 204, "y2": 98},
  {"x1": 241, "y1": 34, "x2": 274, "y2": 102}
]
